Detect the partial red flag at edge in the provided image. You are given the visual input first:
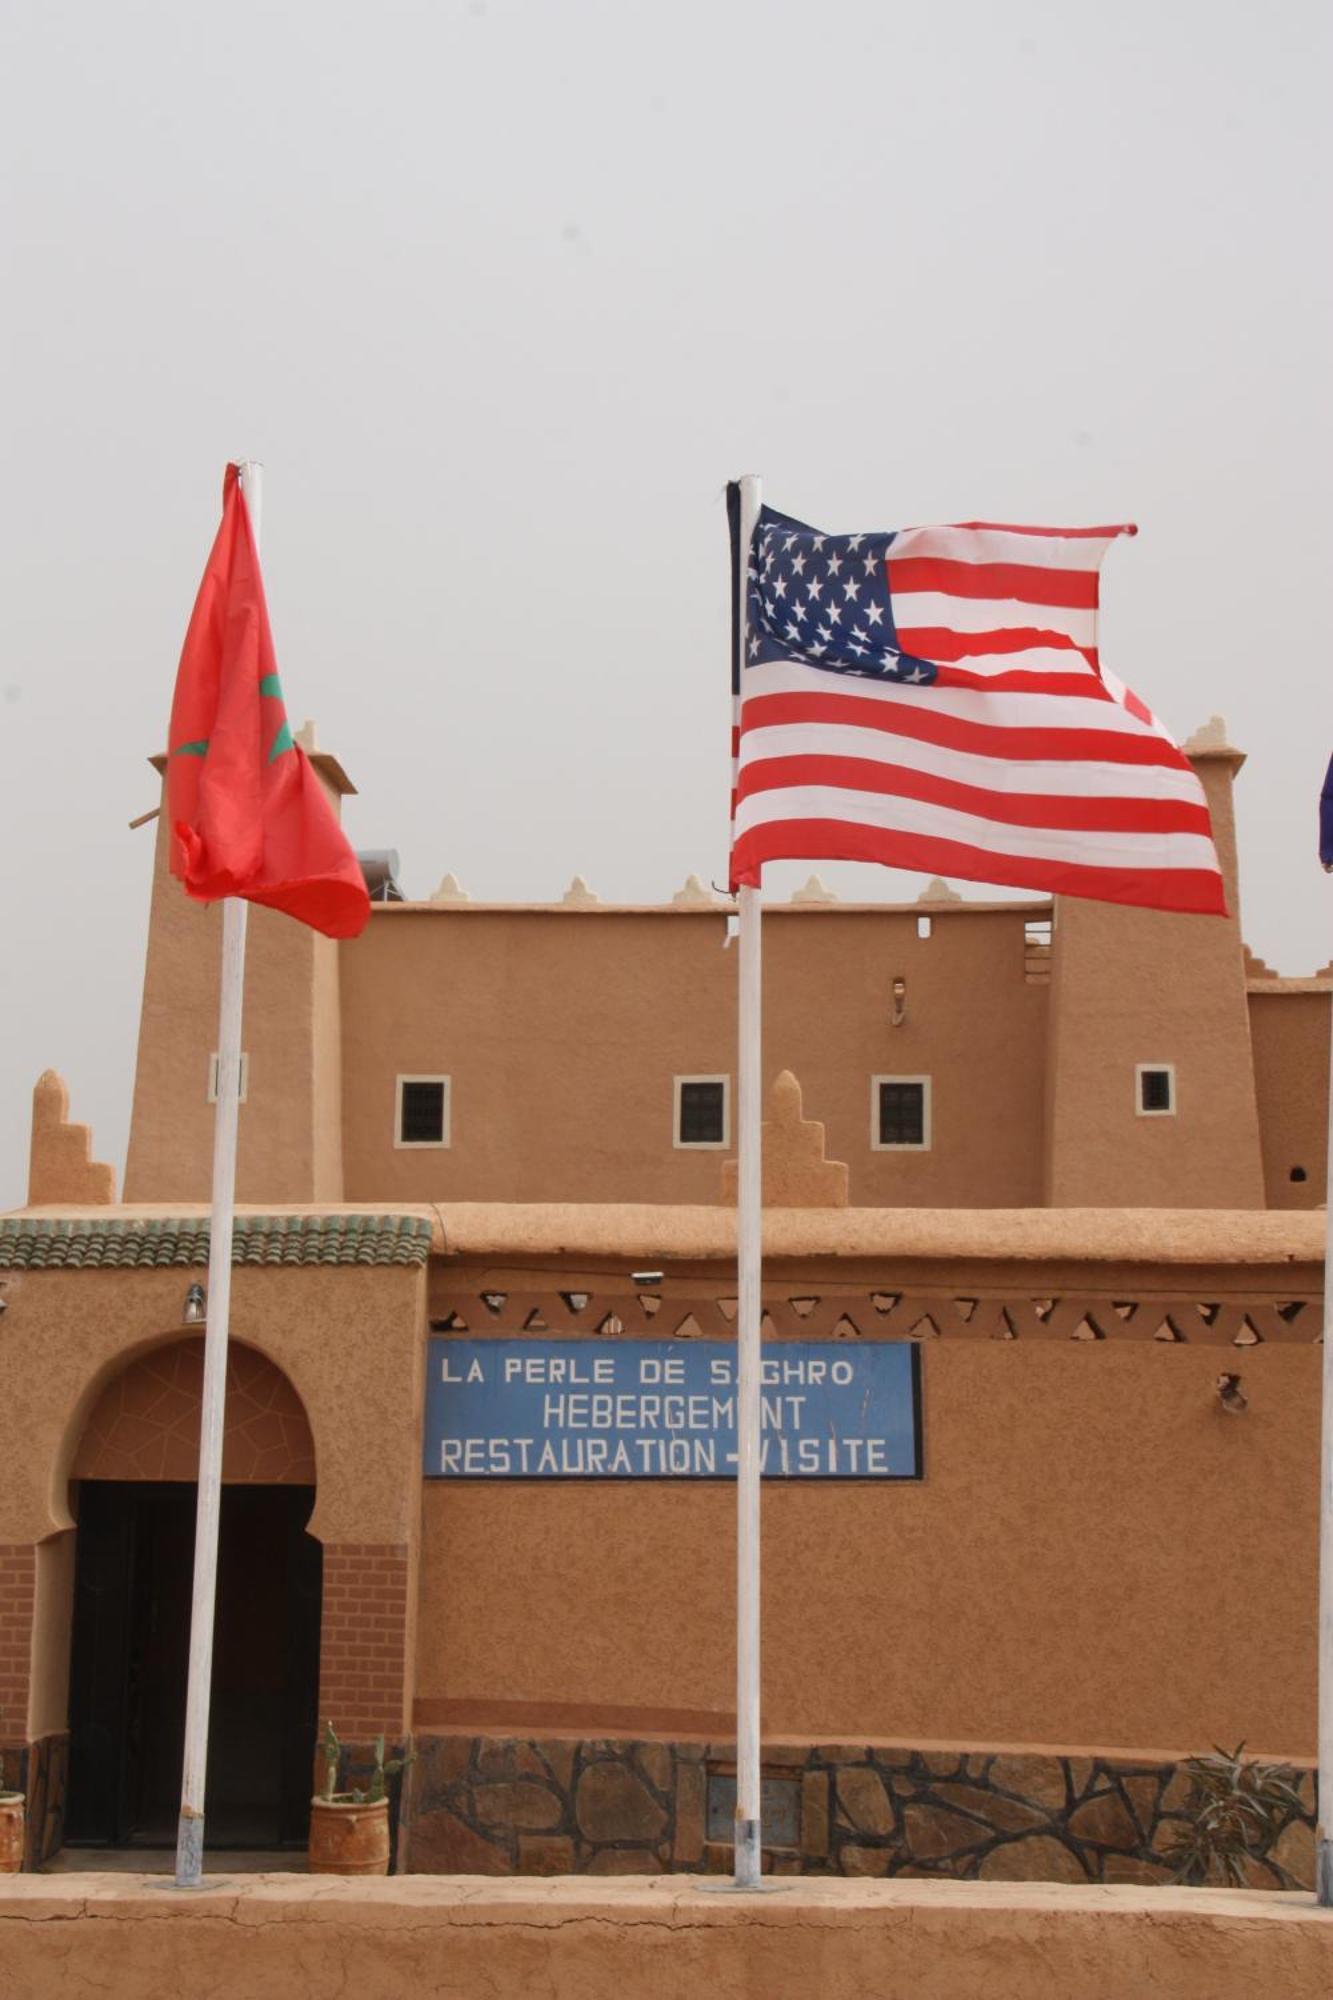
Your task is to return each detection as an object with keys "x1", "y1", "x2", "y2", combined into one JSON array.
[{"x1": 167, "y1": 466, "x2": 371, "y2": 940}]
